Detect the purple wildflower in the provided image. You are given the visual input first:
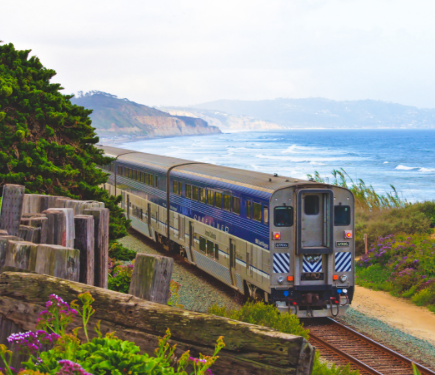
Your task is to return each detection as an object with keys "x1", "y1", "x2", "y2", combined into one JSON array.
[{"x1": 58, "y1": 360, "x2": 92, "y2": 375}]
